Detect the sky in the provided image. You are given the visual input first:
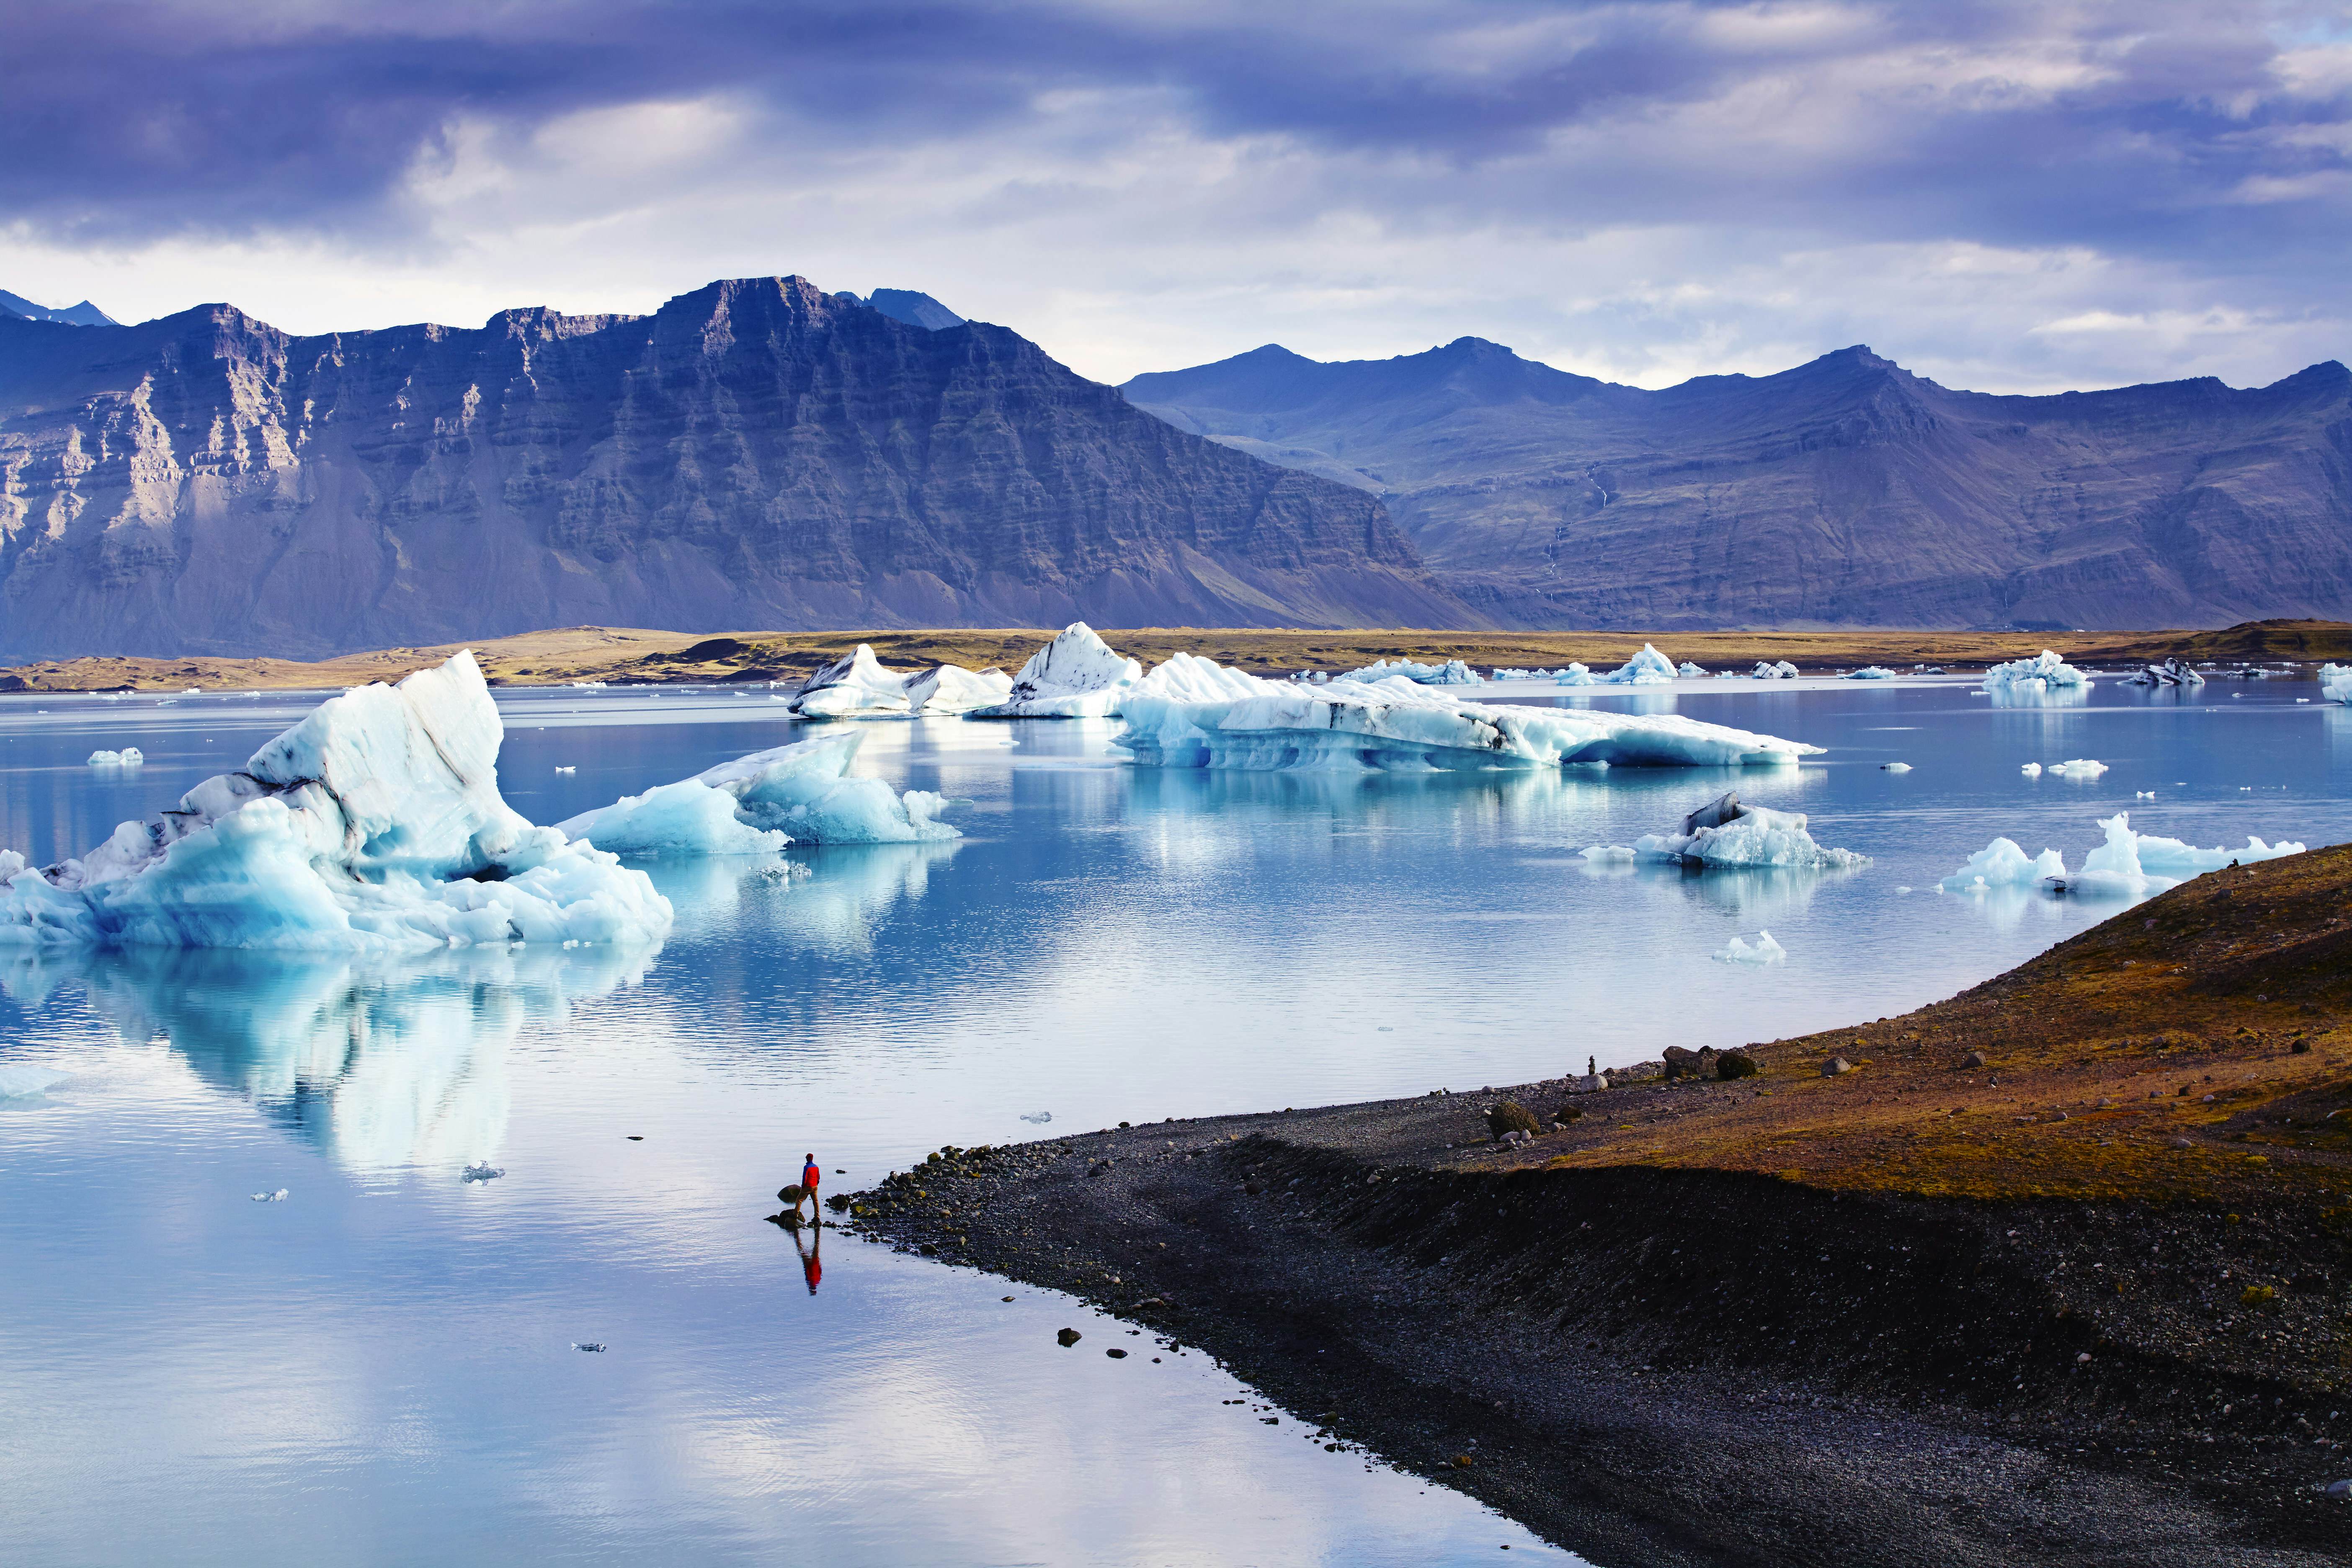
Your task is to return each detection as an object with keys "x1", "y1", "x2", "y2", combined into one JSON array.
[{"x1": 2, "y1": 1, "x2": 2347, "y2": 393}]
